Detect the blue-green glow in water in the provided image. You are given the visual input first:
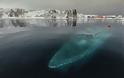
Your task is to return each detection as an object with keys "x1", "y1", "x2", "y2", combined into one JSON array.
[{"x1": 48, "y1": 29, "x2": 111, "y2": 70}]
